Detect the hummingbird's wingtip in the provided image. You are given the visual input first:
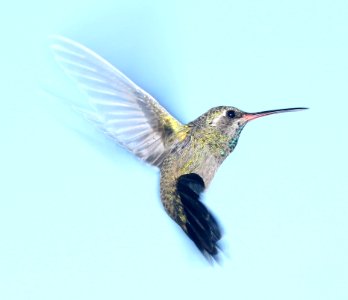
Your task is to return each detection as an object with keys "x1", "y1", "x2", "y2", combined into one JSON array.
[{"x1": 48, "y1": 34, "x2": 66, "y2": 45}]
